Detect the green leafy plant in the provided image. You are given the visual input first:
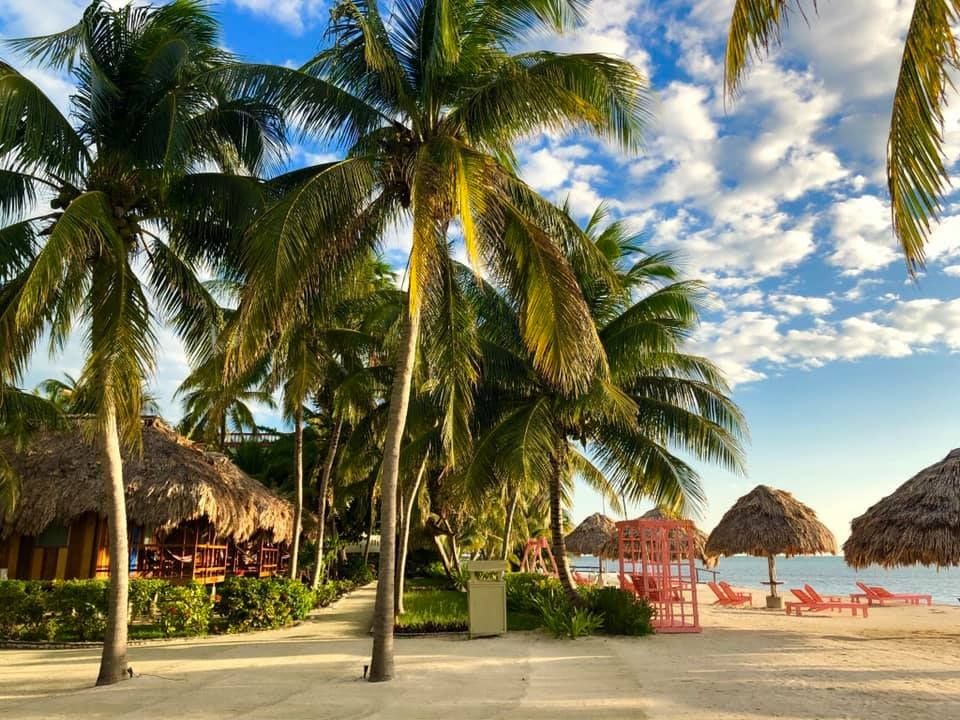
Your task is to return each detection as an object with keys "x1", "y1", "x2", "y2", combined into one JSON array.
[
  {"x1": 129, "y1": 579, "x2": 168, "y2": 620},
  {"x1": 156, "y1": 583, "x2": 213, "y2": 638},
  {"x1": 506, "y1": 573, "x2": 564, "y2": 614},
  {"x1": 584, "y1": 587, "x2": 654, "y2": 636},
  {"x1": 533, "y1": 588, "x2": 602, "y2": 640},
  {"x1": 48, "y1": 580, "x2": 108, "y2": 641},
  {"x1": 216, "y1": 577, "x2": 315, "y2": 632}
]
